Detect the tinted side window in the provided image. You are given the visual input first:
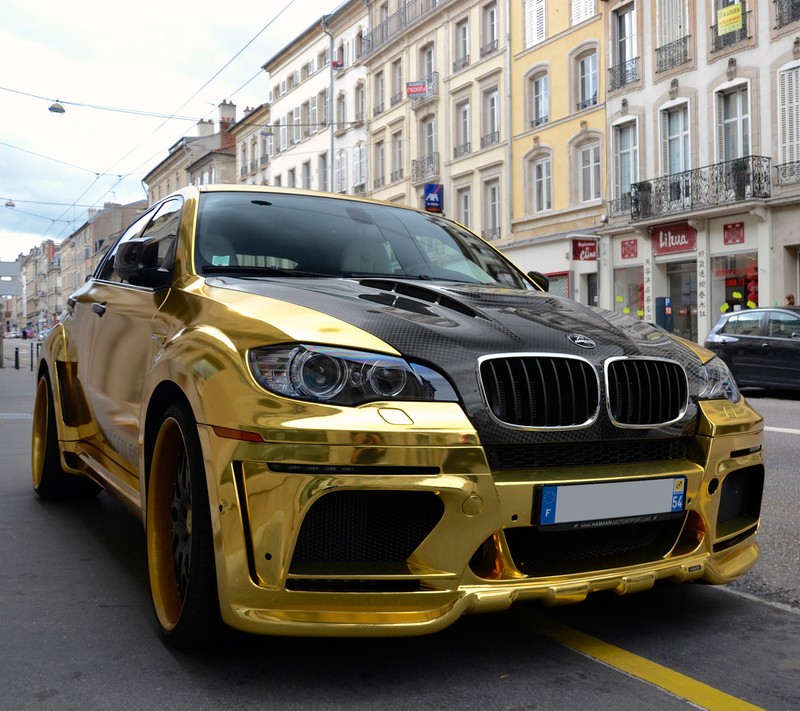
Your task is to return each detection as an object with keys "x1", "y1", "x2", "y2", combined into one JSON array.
[
  {"x1": 721, "y1": 312, "x2": 762, "y2": 336},
  {"x1": 767, "y1": 311, "x2": 800, "y2": 339},
  {"x1": 95, "y1": 209, "x2": 155, "y2": 282},
  {"x1": 96, "y1": 198, "x2": 183, "y2": 284}
]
